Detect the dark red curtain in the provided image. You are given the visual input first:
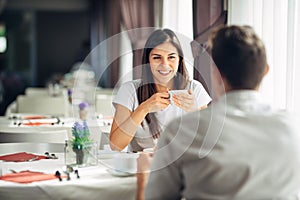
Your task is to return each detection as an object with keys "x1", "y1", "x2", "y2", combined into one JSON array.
[
  {"x1": 106, "y1": 0, "x2": 121, "y2": 87},
  {"x1": 192, "y1": 0, "x2": 227, "y2": 96},
  {"x1": 120, "y1": 0, "x2": 155, "y2": 79},
  {"x1": 90, "y1": 0, "x2": 121, "y2": 88}
]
